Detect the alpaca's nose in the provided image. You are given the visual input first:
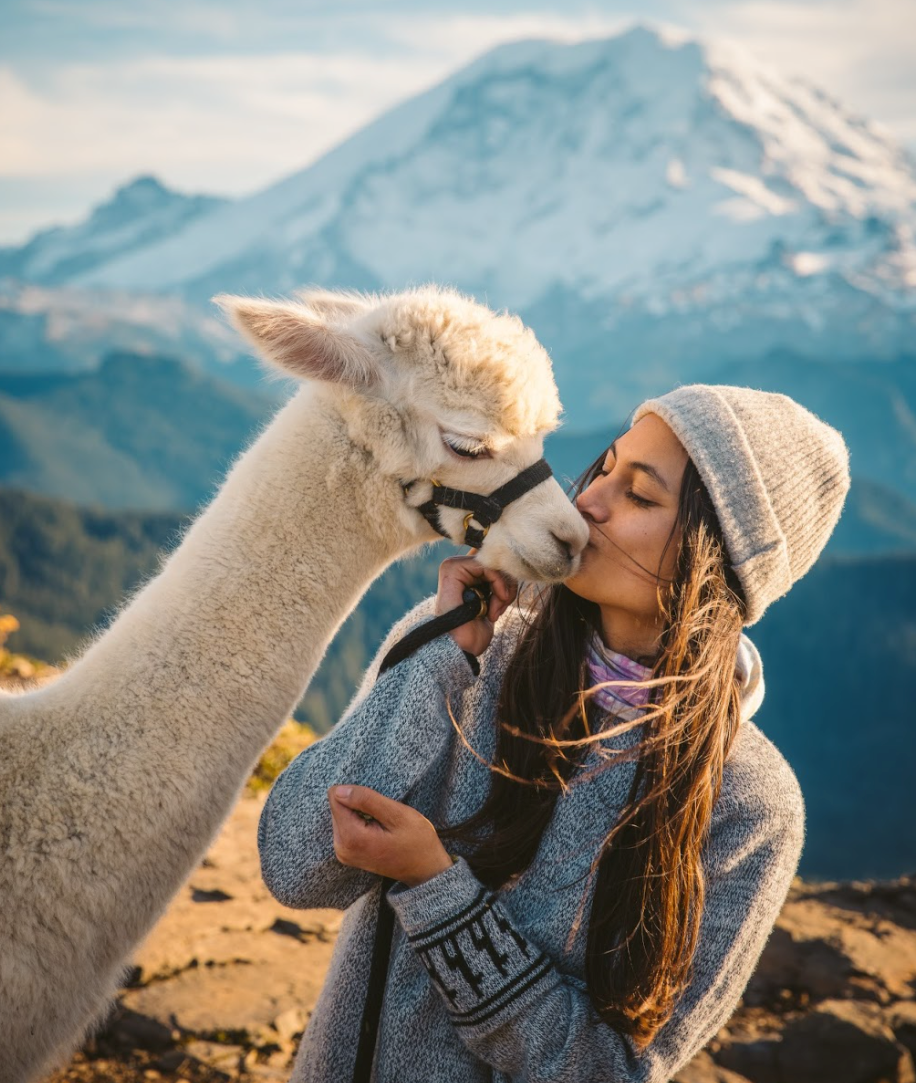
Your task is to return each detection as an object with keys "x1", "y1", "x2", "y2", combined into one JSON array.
[
  {"x1": 550, "y1": 532, "x2": 572, "y2": 561},
  {"x1": 550, "y1": 530, "x2": 584, "y2": 564}
]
